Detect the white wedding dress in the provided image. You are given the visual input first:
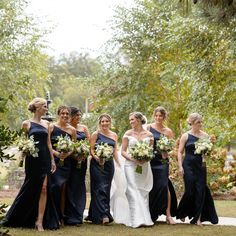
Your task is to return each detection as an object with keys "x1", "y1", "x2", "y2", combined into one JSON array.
[{"x1": 111, "y1": 136, "x2": 154, "y2": 228}]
